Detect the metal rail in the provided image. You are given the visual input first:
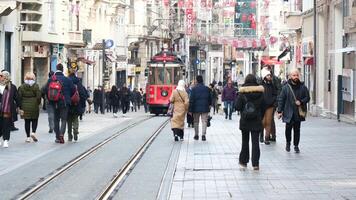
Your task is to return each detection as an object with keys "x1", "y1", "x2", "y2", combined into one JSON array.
[
  {"x1": 96, "y1": 119, "x2": 169, "y2": 200},
  {"x1": 16, "y1": 116, "x2": 153, "y2": 200}
]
